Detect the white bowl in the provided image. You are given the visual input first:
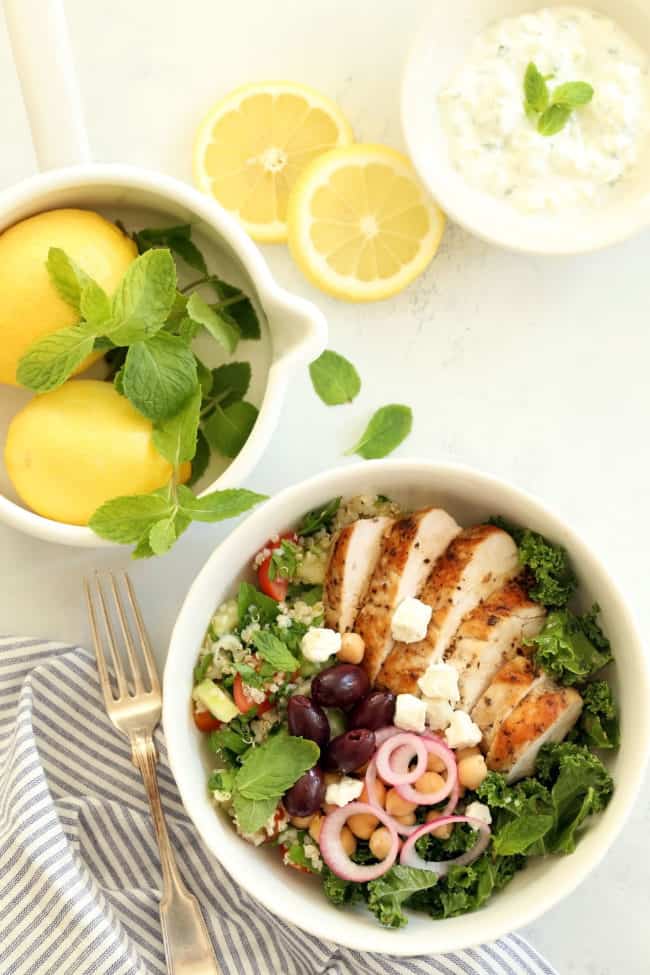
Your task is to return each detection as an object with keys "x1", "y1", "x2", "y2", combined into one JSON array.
[
  {"x1": 164, "y1": 460, "x2": 650, "y2": 955},
  {"x1": 401, "y1": 0, "x2": 650, "y2": 254}
]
